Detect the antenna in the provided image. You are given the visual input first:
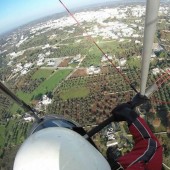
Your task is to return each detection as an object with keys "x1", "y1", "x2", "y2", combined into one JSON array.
[
  {"x1": 140, "y1": 0, "x2": 160, "y2": 95},
  {"x1": 0, "y1": 81, "x2": 41, "y2": 122}
]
